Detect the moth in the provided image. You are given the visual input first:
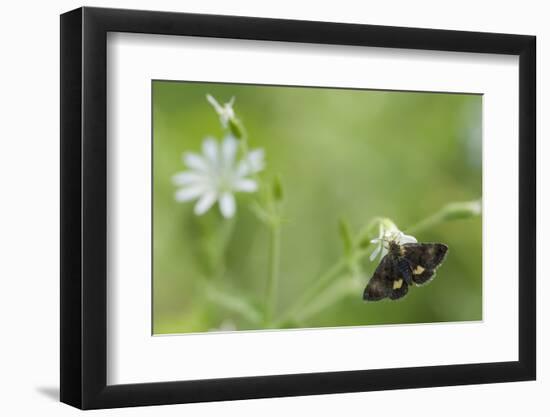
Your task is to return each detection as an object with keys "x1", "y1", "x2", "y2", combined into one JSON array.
[{"x1": 363, "y1": 239, "x2": 448, "y2": 301}]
